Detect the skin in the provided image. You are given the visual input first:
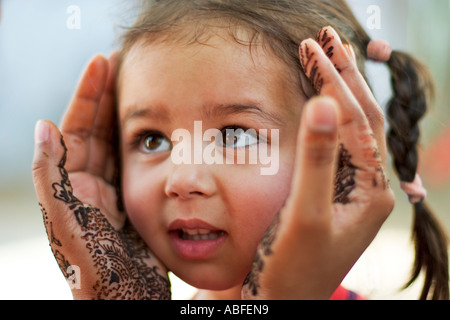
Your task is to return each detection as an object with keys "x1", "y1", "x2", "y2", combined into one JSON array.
[
  {"x1": 118, "y1": 35, "x2": 303, "y2": 294},
  {"x1": 32, "y1": 26, "x2": 395, "y2": 300}
]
